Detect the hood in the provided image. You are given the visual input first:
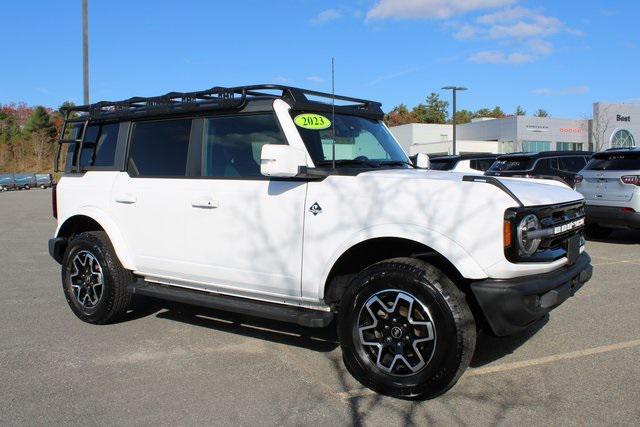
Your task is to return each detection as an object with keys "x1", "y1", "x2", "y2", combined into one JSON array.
[{"x1": 361, "y1": 169, "x2": 583, "y2": 207}]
